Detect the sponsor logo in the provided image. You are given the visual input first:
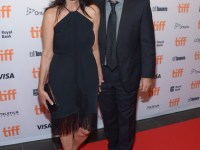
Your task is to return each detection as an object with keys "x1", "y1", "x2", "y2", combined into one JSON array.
[
  {"x1": 32, "y1": 68, "x2": 40, "y2": 78},
  {"x1": 172, "y1": 68, "x2": 183, "y2": 78},
  {"x1": 174, "y1": 23, "x2": 189, "y2": 29},
  {"x1": 195, "y1": 51, "x2": 200, "y2": 60},
  {"x1": 0, "y1": 5, "x2": 11, "y2": 18},
  {"x1": 170, "y1": 85, "x2": 182, "y2": 92},
  {"x1": 34, "y1": 105, "x2": 49, "y2": 115},
  {"x1": 194, "y1": 38, "x2": 200, "y2": 43},
  {"x1": 152, "y1": 6, "x2": 168, "y2": 11},
  {"x1": 198, "y1": 20, "x2": 200, "y2": 29},
  {"x1": 26, "y1": 7, "x2": 43, "y2": 16},
  {"x1": 191, "y1": 69, "x2": 200, "y2": 74},
  {"x1": 156, "y1": 40, "x2": 164, "y2": 47},
  {"x1": 0, "y1": 111, "x2": 19, "y2": 118},
  {"x1": 30, "y1": 26, "x2": 41, "y2": 38},
  {"x1": 178, "y1": 3, "x2": 190, "y2": 13},
  {"x1": 155, "y1": 74, "x2": 161, "y2": 79},
  {"x1": 156, "y1": 55, "x2": 163, "y2": 64},
  {"x1": 1, "y1": 30, "x2": 13, "y2": 38},
  {"x1": 0, "y1": 73, "x2": 15, "y2": 80},
  {"x1": 2, "y1": 125, "x2": 20, "y2": 137},
  {"x1": 0, "y1": 49, "x2": 14, "y2": 61},
  {"x1": 191, "y1": 80, "x2": 200, "y2": 89},
  {"x1": 33, "y1": 89, "x2": 38, "y2": 96},
  {"x1": 175, "y1": 37, "x2": 187, "y2": 46},
  {"x1": 169, "y1": 98, "x2": 180, "y2": 107},
  {"x1": 188, "y1": 97, "x2": 200, "y2": 102},
  {"x1": 172, "y1": 56, "x2": 186, "y2": 61},
  {"x1": 0, "y1": 89, "x2": 17, "y2": 102},
  {"x1": 148, "y1": 87, "x2": 160, "y2": 97},
  {"x1": 147, "y1": 105, "x2": 160, "y2": 110},
  {"x1": 29, "y1": 51, "x2": 42, "y2": 57},
  {"x1": 154, "y1": 21, "x2": 166, "y2": 31},
  {"x1": 37, "y1": 124, "x2": 51, "y2": 130}
]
